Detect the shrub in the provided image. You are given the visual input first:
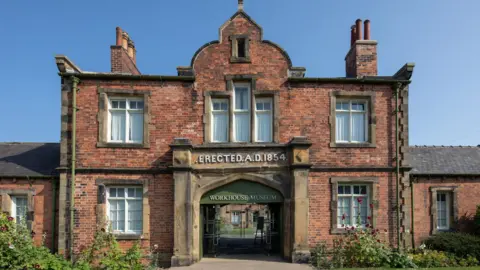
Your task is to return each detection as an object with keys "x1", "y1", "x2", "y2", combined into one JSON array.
[
  {"x1": 310, "y1": 241, "x2": 331, "y2": 269},
  {"x1": 389, "y1": 251, "x2": 417, "y2": 268},
  {"x1": 0, "y1": 213, "x2": 76, "y2": 270},
  {"x1": 412, "y1": 248, "x2": 479, "y2": 268},
  {"x1": 424, "y1": 232, "x2": 480, "y2": 260}
]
